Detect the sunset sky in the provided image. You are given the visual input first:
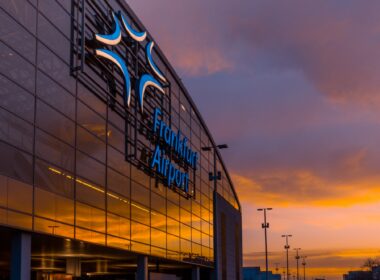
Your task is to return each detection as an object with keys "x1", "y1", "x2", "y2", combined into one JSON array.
[{"x1": 127, "y1": 1, "x2": 380, "y2": 279}]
